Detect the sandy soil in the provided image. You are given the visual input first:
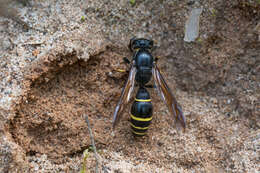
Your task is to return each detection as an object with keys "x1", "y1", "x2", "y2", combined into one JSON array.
[{"x1": 0, "y1": 0, "x2": 259, "y2": 172}]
